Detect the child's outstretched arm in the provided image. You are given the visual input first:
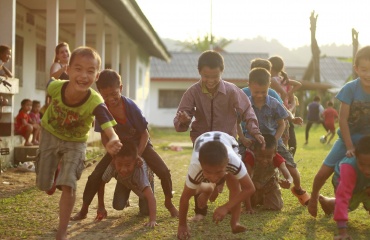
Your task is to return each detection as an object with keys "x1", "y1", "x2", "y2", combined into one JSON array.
[
  {"x1": 338, "y1": 103, "x2": 355, "y2": 157},
  {"x1": 278, "y1": 162, "x2": 293, "y2": 189},
  {"x1": 177, "y1": 184, "x2": 196, "y2": 240},
  {"x1": 213, "y1": 174, "x2": 255, "y2": 222},
  {"x1": 96, "y1": 182, "x2": 108, "y2": 221},
  {"x1": 142, "y1": 186, "x2": 157, "y2": 227},
  {"x1": 102, "y1": 127, "x2": 122, "y2": 156}
]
